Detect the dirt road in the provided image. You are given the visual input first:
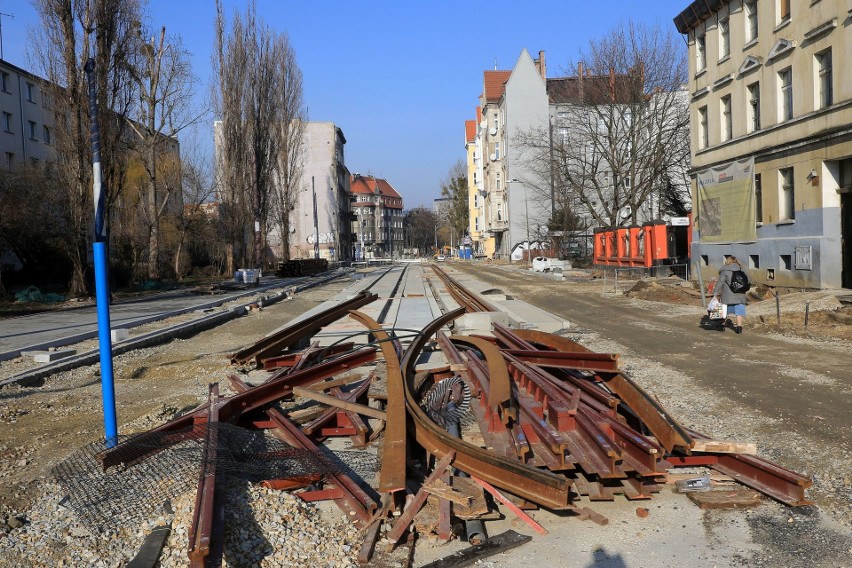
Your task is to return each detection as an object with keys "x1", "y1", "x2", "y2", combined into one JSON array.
[{"x1": 449, "y1": 262, "x2": 852, "y2": 524}]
